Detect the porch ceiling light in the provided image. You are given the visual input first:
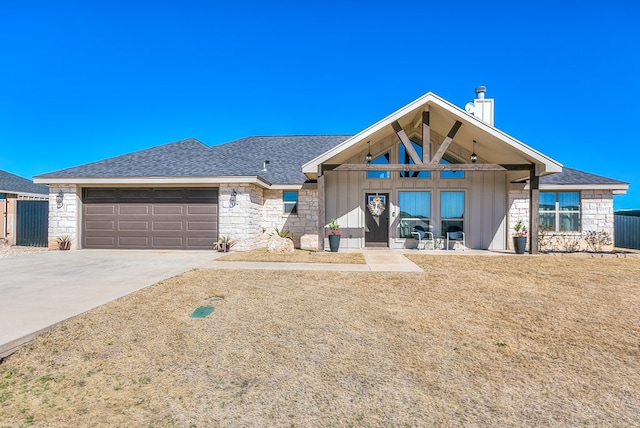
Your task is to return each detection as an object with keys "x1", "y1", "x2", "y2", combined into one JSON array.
[
  {"x1": 470, "y1": 140, "x2": 478, "y2": 163},
  {"x1": 365, "y1": 141, "x2": 372, "y2": 164}
]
